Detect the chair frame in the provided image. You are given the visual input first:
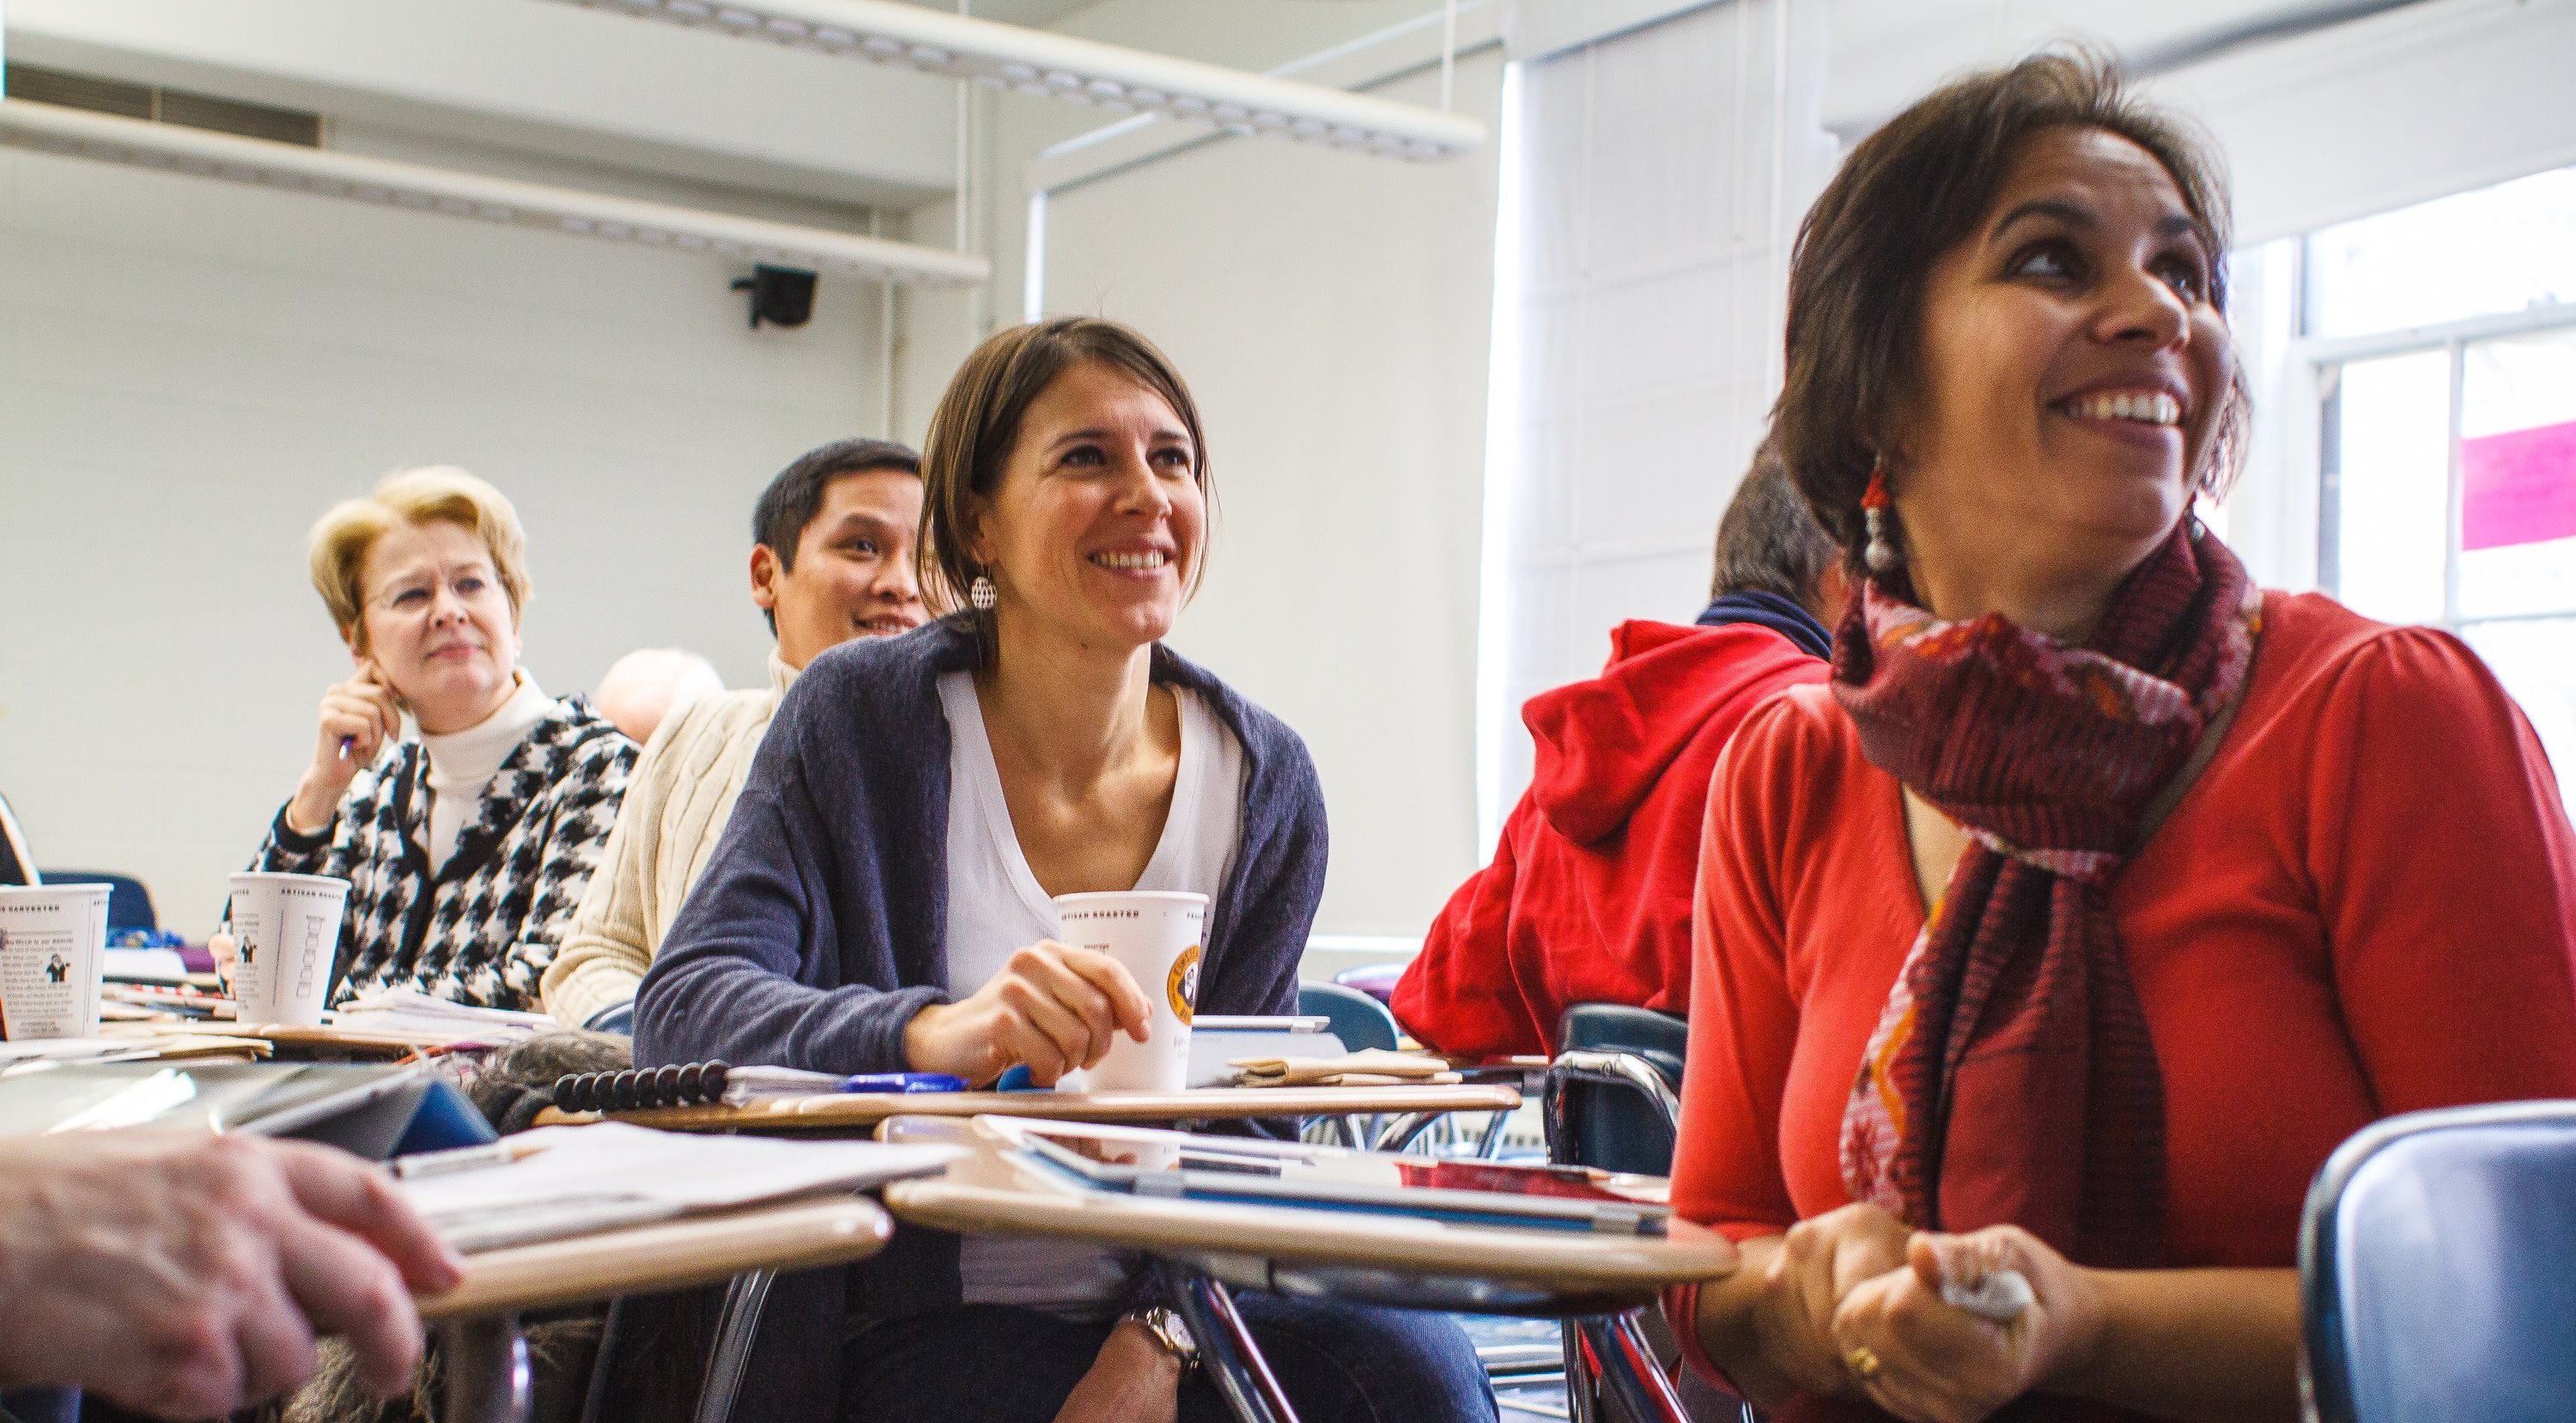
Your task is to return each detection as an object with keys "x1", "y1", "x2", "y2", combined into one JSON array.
[
  {"x1": 2298, "y1": 1098, "x2": 2576, "y2": 1423},
  {"x1": 1542, "y1": 1047, "x2": 1695, "y2": 1423}
]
